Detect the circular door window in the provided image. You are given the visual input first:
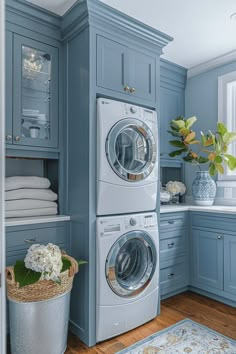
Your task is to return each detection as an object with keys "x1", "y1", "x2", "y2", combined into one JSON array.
[
  {"x1": 105, "y1": 231, "x2": 157, "y2": 297},
  {"x1": 106, "y1": 119, "x2": 157, "y2": 182}
]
